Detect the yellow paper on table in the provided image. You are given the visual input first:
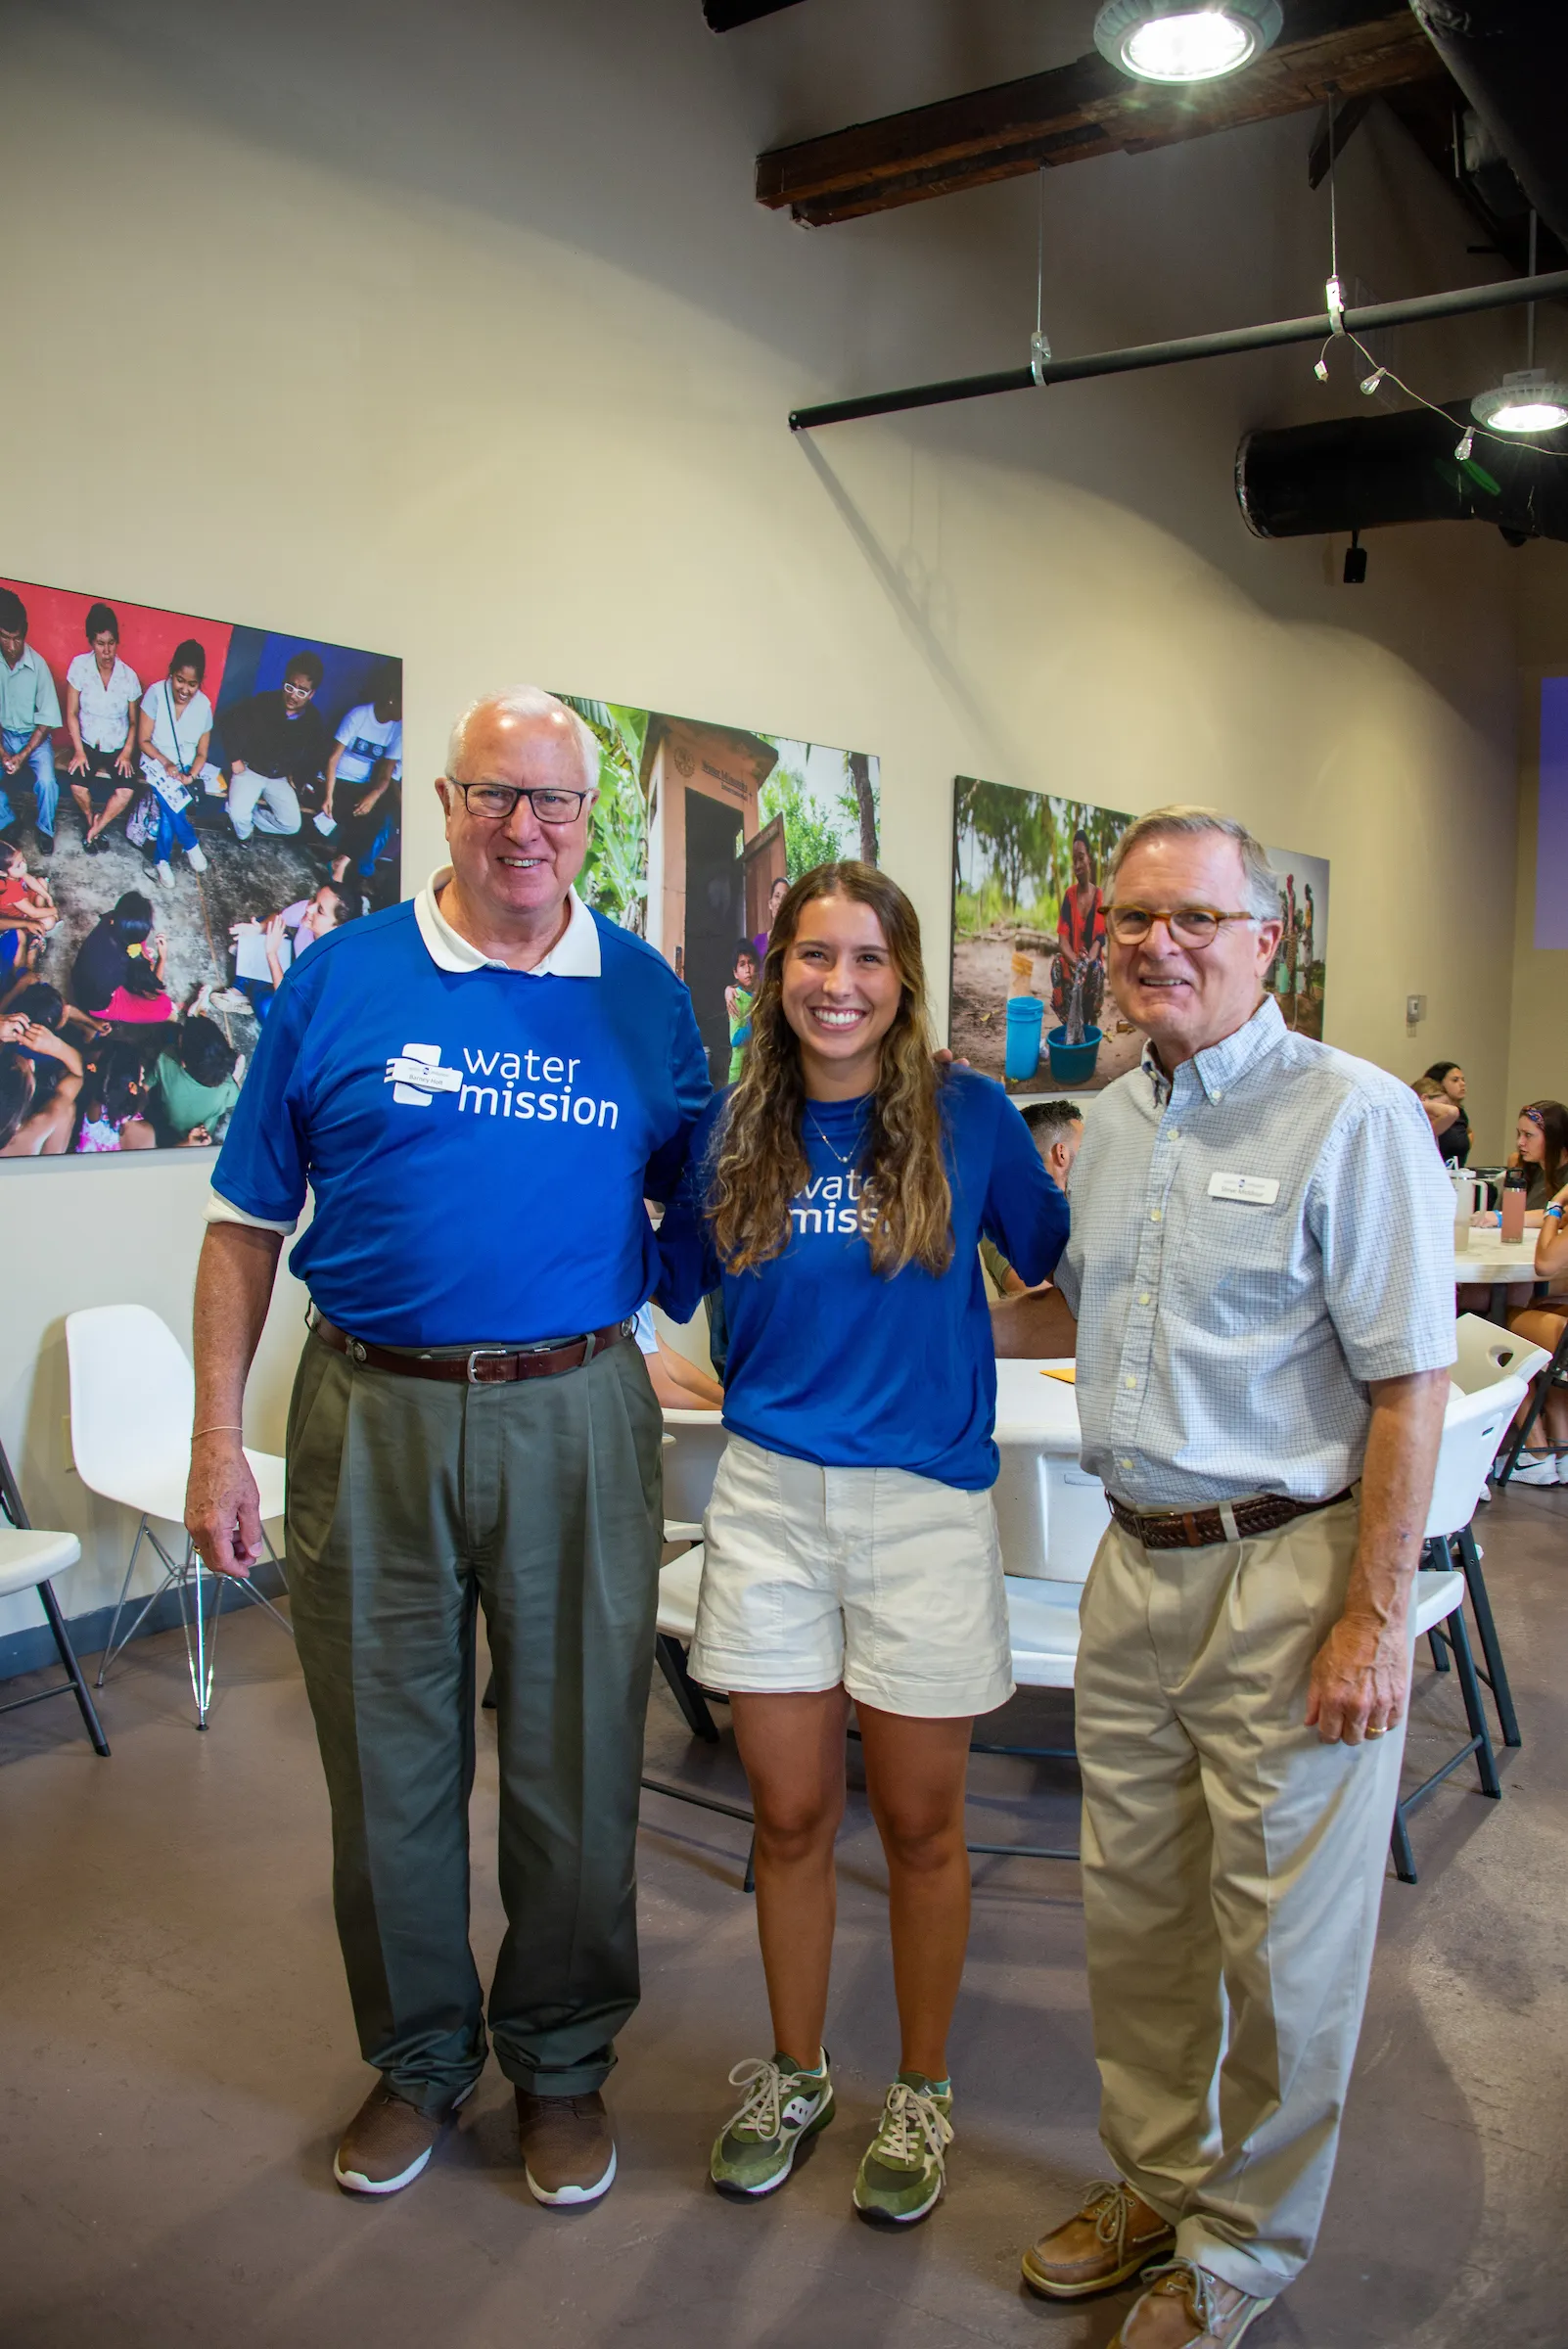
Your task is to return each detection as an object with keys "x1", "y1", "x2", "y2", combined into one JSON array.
[{"x1": 1040, "y1": 1364, "x2": 1077, "y2": 1384}]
